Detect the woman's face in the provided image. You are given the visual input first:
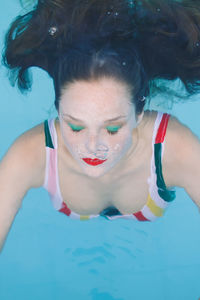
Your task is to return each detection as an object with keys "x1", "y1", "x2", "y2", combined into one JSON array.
[{"x1": 58, "y1": 77, "x2": 143, "y2": 179}]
